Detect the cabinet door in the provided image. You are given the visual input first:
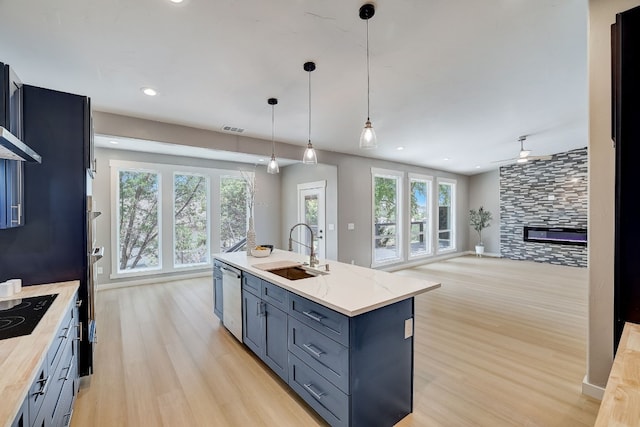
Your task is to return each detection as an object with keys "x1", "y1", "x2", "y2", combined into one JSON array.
[
  {"x1": 263, "y1": 303, "x2": 288, "y2": 382},
  {"x1": 0, "y1": 159, "x2": 23, "y2": 229},
  {"x1": 10, "y1": 396, "x2": 28, "y2": 427},
  {"x1": 242, "y1": 291, "x2": 263, "y2": 356},
  {"x1": 213, "y1": 271, "x2": 223, "y2": 320}
]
